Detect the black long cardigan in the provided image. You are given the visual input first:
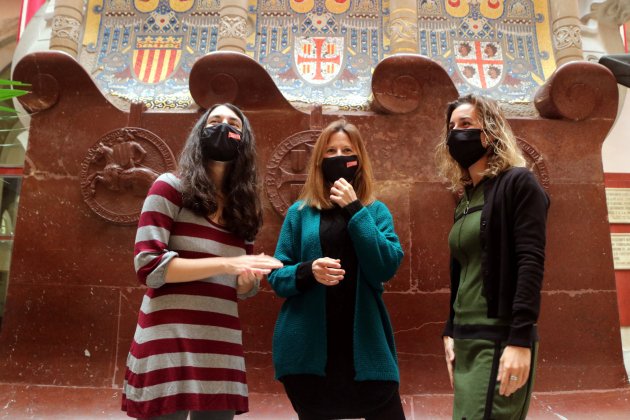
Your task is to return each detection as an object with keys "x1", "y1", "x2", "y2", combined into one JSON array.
[{"x1": 443, "y1": 167, "x2": 550, "y2": 347}]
